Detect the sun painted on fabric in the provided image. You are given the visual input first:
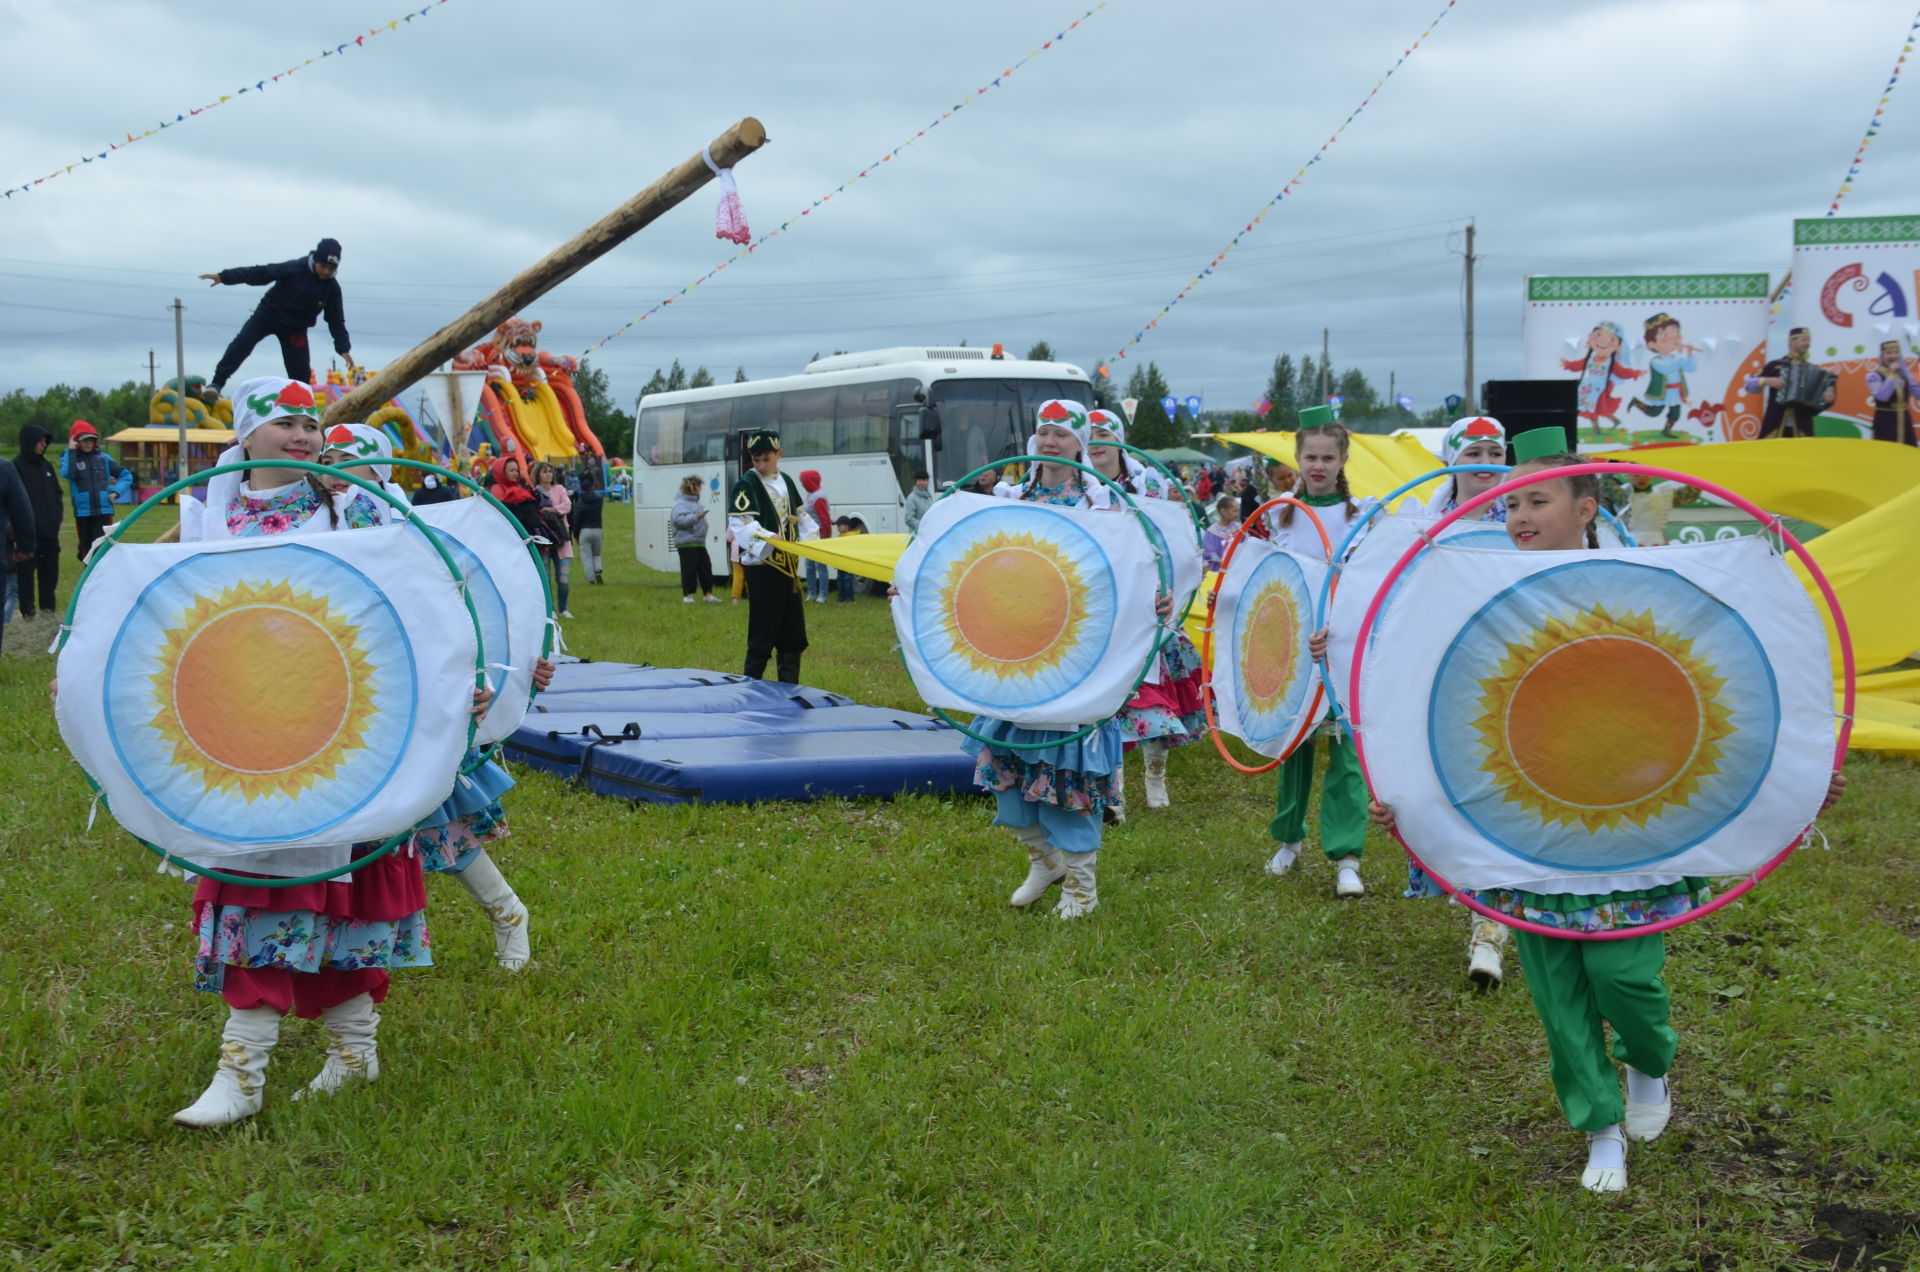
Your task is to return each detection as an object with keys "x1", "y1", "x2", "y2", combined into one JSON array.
[
  {"x1": 1470, "y1": 604, "x2": 1734, "y2": 832},
  {"x1": 911, "y1": 505, "x2": 1116, "y2": 711},
  {"x1": 1428, "y1": 558, "x2": 1780, "y2": 873},
  {"x1": 1224, "y1": 547, "x2": 1319, "y2": 749},
  {"x1": 146, "y1": 579, "x2": 377, "y2": 801},
  {"x1": 940, "y1": 530, "x2": 1089, "y2": 678},
  {"x1": 1240, "y1": 580, "x2": 1301, "y2": 713}
]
